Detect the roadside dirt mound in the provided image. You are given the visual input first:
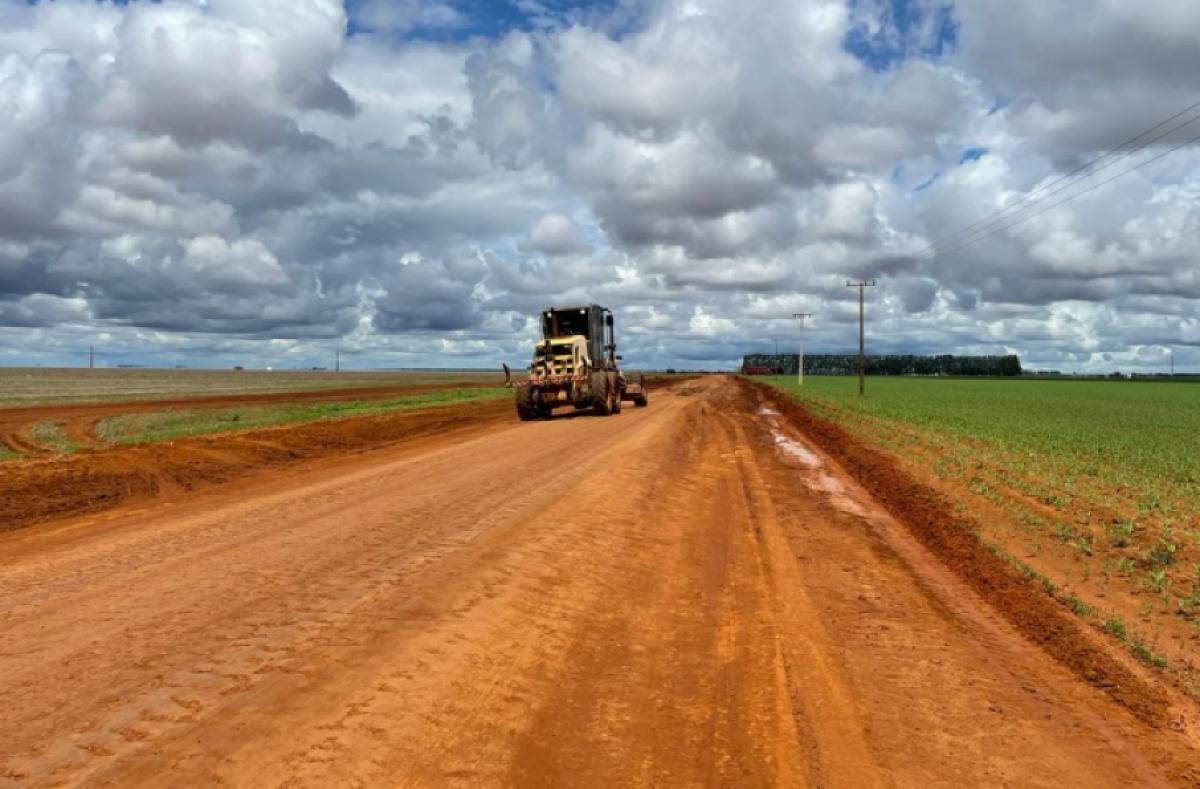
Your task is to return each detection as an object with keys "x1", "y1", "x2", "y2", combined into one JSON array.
[
  {"x1": 0, "y1": 397, "x2": 512, "y2": 534},
  {"x1": 0, "y1": 381, "x2": 496, "y2": 456},
  {"x1": 739, "y1": 378, "x2": 1177, "y2": 730}
]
